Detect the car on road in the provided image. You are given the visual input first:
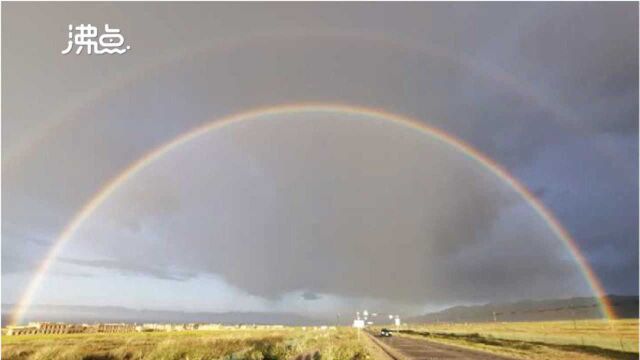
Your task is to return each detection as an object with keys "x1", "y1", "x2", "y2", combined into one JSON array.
[{"x1": 380, "y1": 328, "x2": 392, "y2": 337}]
